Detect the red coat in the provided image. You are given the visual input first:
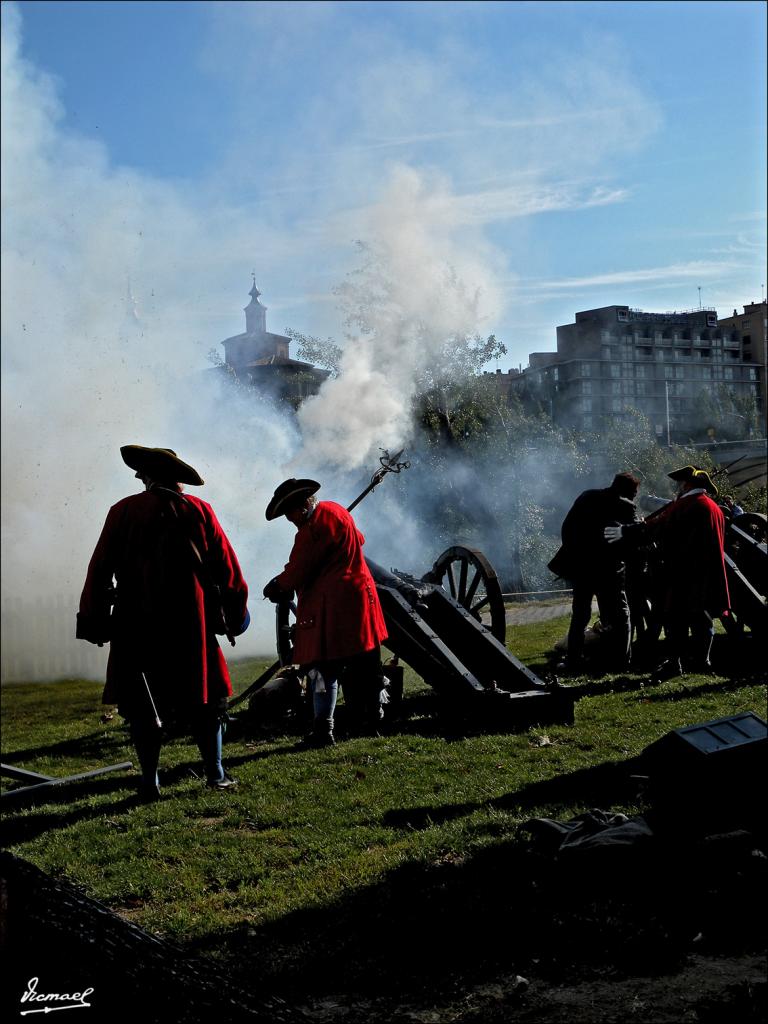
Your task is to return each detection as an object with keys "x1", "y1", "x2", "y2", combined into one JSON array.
[
  {"x1": 650, "y1": 491, "x2": 730, "y2": 617},
  {"x1": 276, "y1": 501, "x2": 388, "y2": 665},
  {"x1": 79, "y1": 490, "x2": 248, "y2": 711}
]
